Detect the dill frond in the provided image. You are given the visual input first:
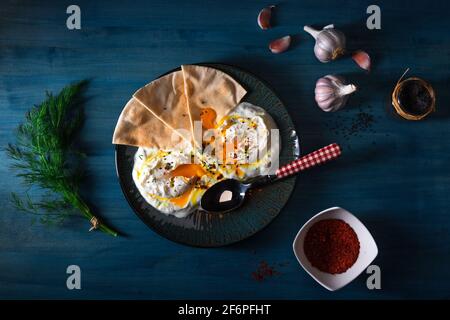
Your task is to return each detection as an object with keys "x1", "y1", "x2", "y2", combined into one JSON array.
[{"x1": 6, "y1": 81, "x2": 118, "y2": 236}]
